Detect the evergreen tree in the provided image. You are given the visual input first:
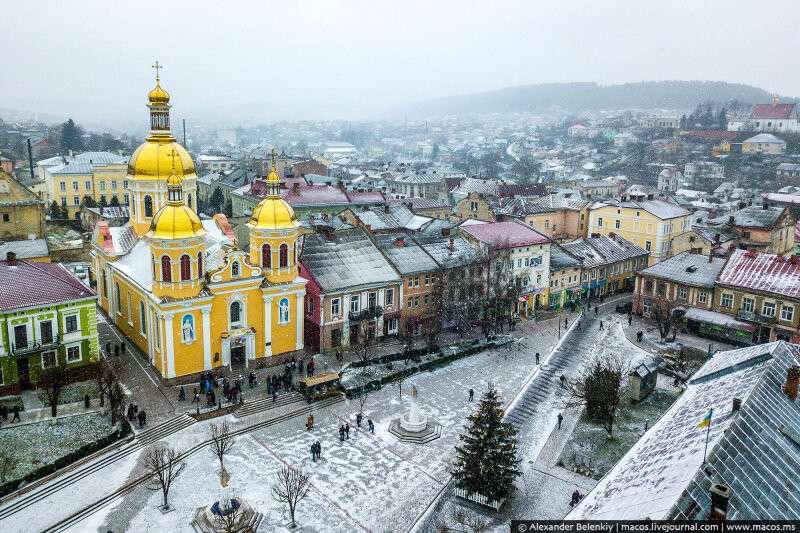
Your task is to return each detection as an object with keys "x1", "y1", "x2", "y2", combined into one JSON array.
[
  {"x1": 224, "y1": 198, "x2": 233, "y2": 217},
  {"x1": 49, "y1": 201, "x2": 62, "y2": 219},
  {"x1": 452, "y1": 387, "x2": 521, "y2": 502},
  {"x1": 60, "y1": 119, "x2": 83, "y2": 152},
  {"x1": 209, "y1": 187, "x2": 225, "y2": 213},
  {"x1": 109, "y1": 195, "x2": 120, "y2": 207},
  {"x1": 717, "y1": 107, "x2": 728, "y2": 131},
  {"x1": 81, "y1": 195, "x2": 97, "y2": 208}
]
